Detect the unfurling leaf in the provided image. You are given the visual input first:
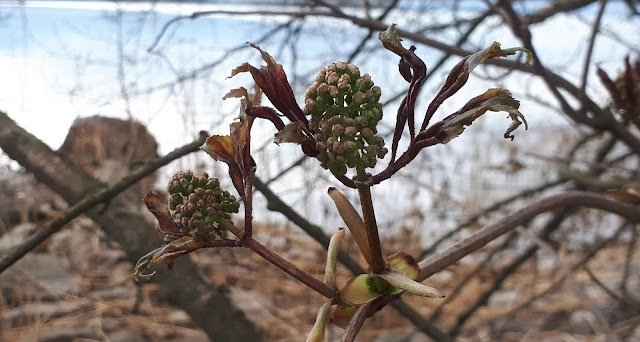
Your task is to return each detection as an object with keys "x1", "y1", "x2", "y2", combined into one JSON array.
[
  {"x1": 338, "y1": 274, "x2": 387, "y2": 305},
  {"x1": 327, "y1": 187, "x2": 372, "y2": 266},
  {"x1": 325, "y1": 228, "x2": 345, "y2": 289},
  {"x1": 133, "y1": 237, "x2": 209, "y2": 281},
  {"x1": 329, "y1": 304, "x2": 358, "y2": 329},
  {"x1": 421, "y1": 41, "x2": 531, "y2": 132},
  {"x1": 203, "y1": 134, "x2": 245, "y2": 197},
  {"x1": 465, "y1": 42, "x2": 532, "y2": 71},
  {"x1": 385, "y1": 251, "x2": 419, "y2": 280},
  {"x1": 423, "y1": 88, "x2": 528, "y2": 144},
  {"x1": 228, "y1": 43, "x2": 307, "y2": 126},
  {"x1": 377, "y1": 269, "x2": 444, "y2": 298},
  {"x1": 607, "y1": 185, "x2": 640, "y2": 205},
  {"x1": 306, "y1": 302, "x2": 332, "y2": 342},
  {"x1": 378, "y1": 24, "x2": 411, "y2": 57},
  {"x1": 274, "y1": 122, "x2": 305, "y2": 145},
  {"x1": 223, "y1": 86, "x2": 286, "y2": 130},
  {"x1": 202, "y1": 116, "x2": 256, "y2": 199},
  {"x1": 144, "y1": 191, "x2": 181, "y2": 236}
]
